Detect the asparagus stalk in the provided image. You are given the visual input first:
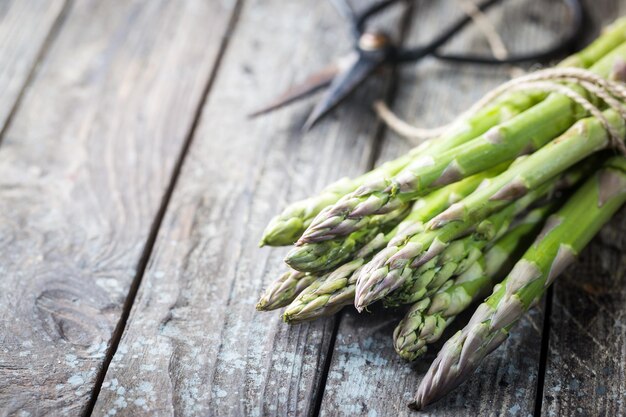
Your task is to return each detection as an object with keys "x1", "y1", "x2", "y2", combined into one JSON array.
[
  {"x1": 256, "y1": 269, "x2": 317, "y2": 311},
  {"x1": 283, "y1": 258, "x2": 365, "y2": 324},
  {"x1": 261, "y1": 19, "x2": 626, "y2": 247},
  {"x1": 411, "y1": 157, "x2": 626, "y2": 410},
  {"x1": 283, "y1": 227, "x2": 395, "y2": 323},
  {"x1": 559, "y1": 16, "x2": 626, "y2": 68},
  {"x1": 381, "y1": 201, "x2": 521, "y2": 309},
  {"x1": 260, "y1": 152, "x2": 420, "y2": 246},
  {"x1": 298, "y1": 42, "x2": 626, "y2": 245},
  {"x1": 261, "y1": 86, "x2": 543, "y2": 248},
  {"x1": 427, "y1": 110, "x2": 626, "y2": 231},
  {"x1": 260, "y1": 206, "x2": 417, "y2": 310},
  {"x1": 259, "y1": 166, "x2": 501, "y2": 309},
  {"x1": 393, "y1": 204, "x2": 553, "y2": 361}
]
